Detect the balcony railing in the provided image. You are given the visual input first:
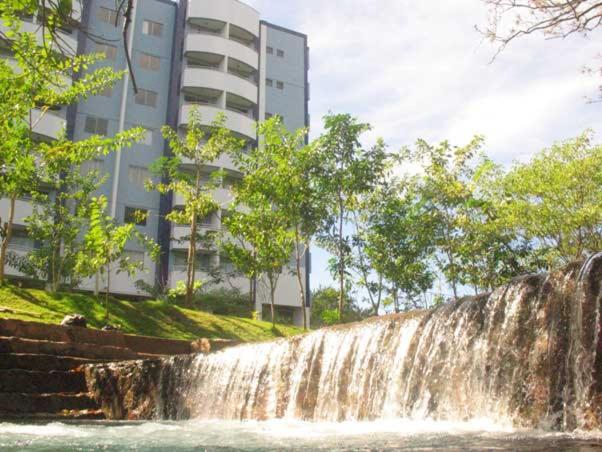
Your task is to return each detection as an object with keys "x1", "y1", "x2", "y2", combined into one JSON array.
[
  {"x1": 229, "y1": 35, "x2": 257, "y2": 50},
  {"x1": 227, "y1": 69, "x2": 257, "y2": 86}
]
